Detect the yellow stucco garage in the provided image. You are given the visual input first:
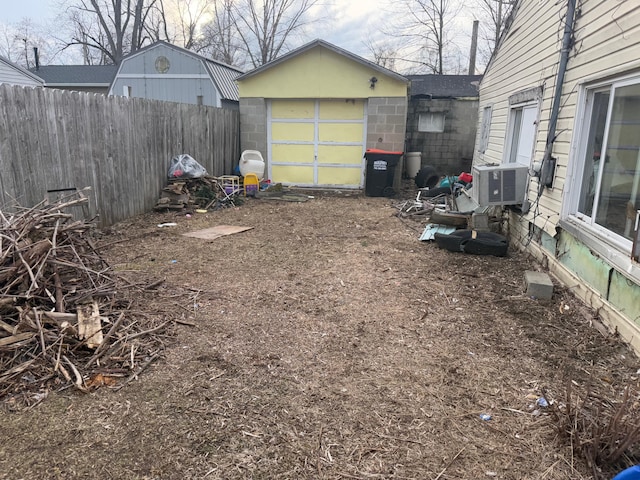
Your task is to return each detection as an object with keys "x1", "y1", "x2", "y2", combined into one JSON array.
[{"x1": 237, "y1": 40, "x2": 408, "y2": 189}]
